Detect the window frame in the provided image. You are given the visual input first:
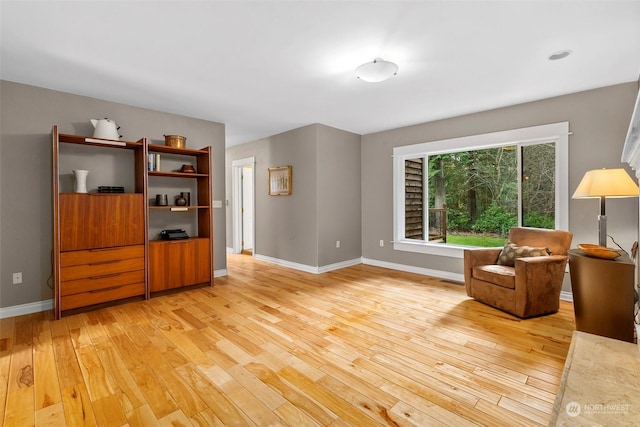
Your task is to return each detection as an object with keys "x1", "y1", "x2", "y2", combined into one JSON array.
[{"x1": 392, "y1": 122, "x2": 569, "y2": 258}]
